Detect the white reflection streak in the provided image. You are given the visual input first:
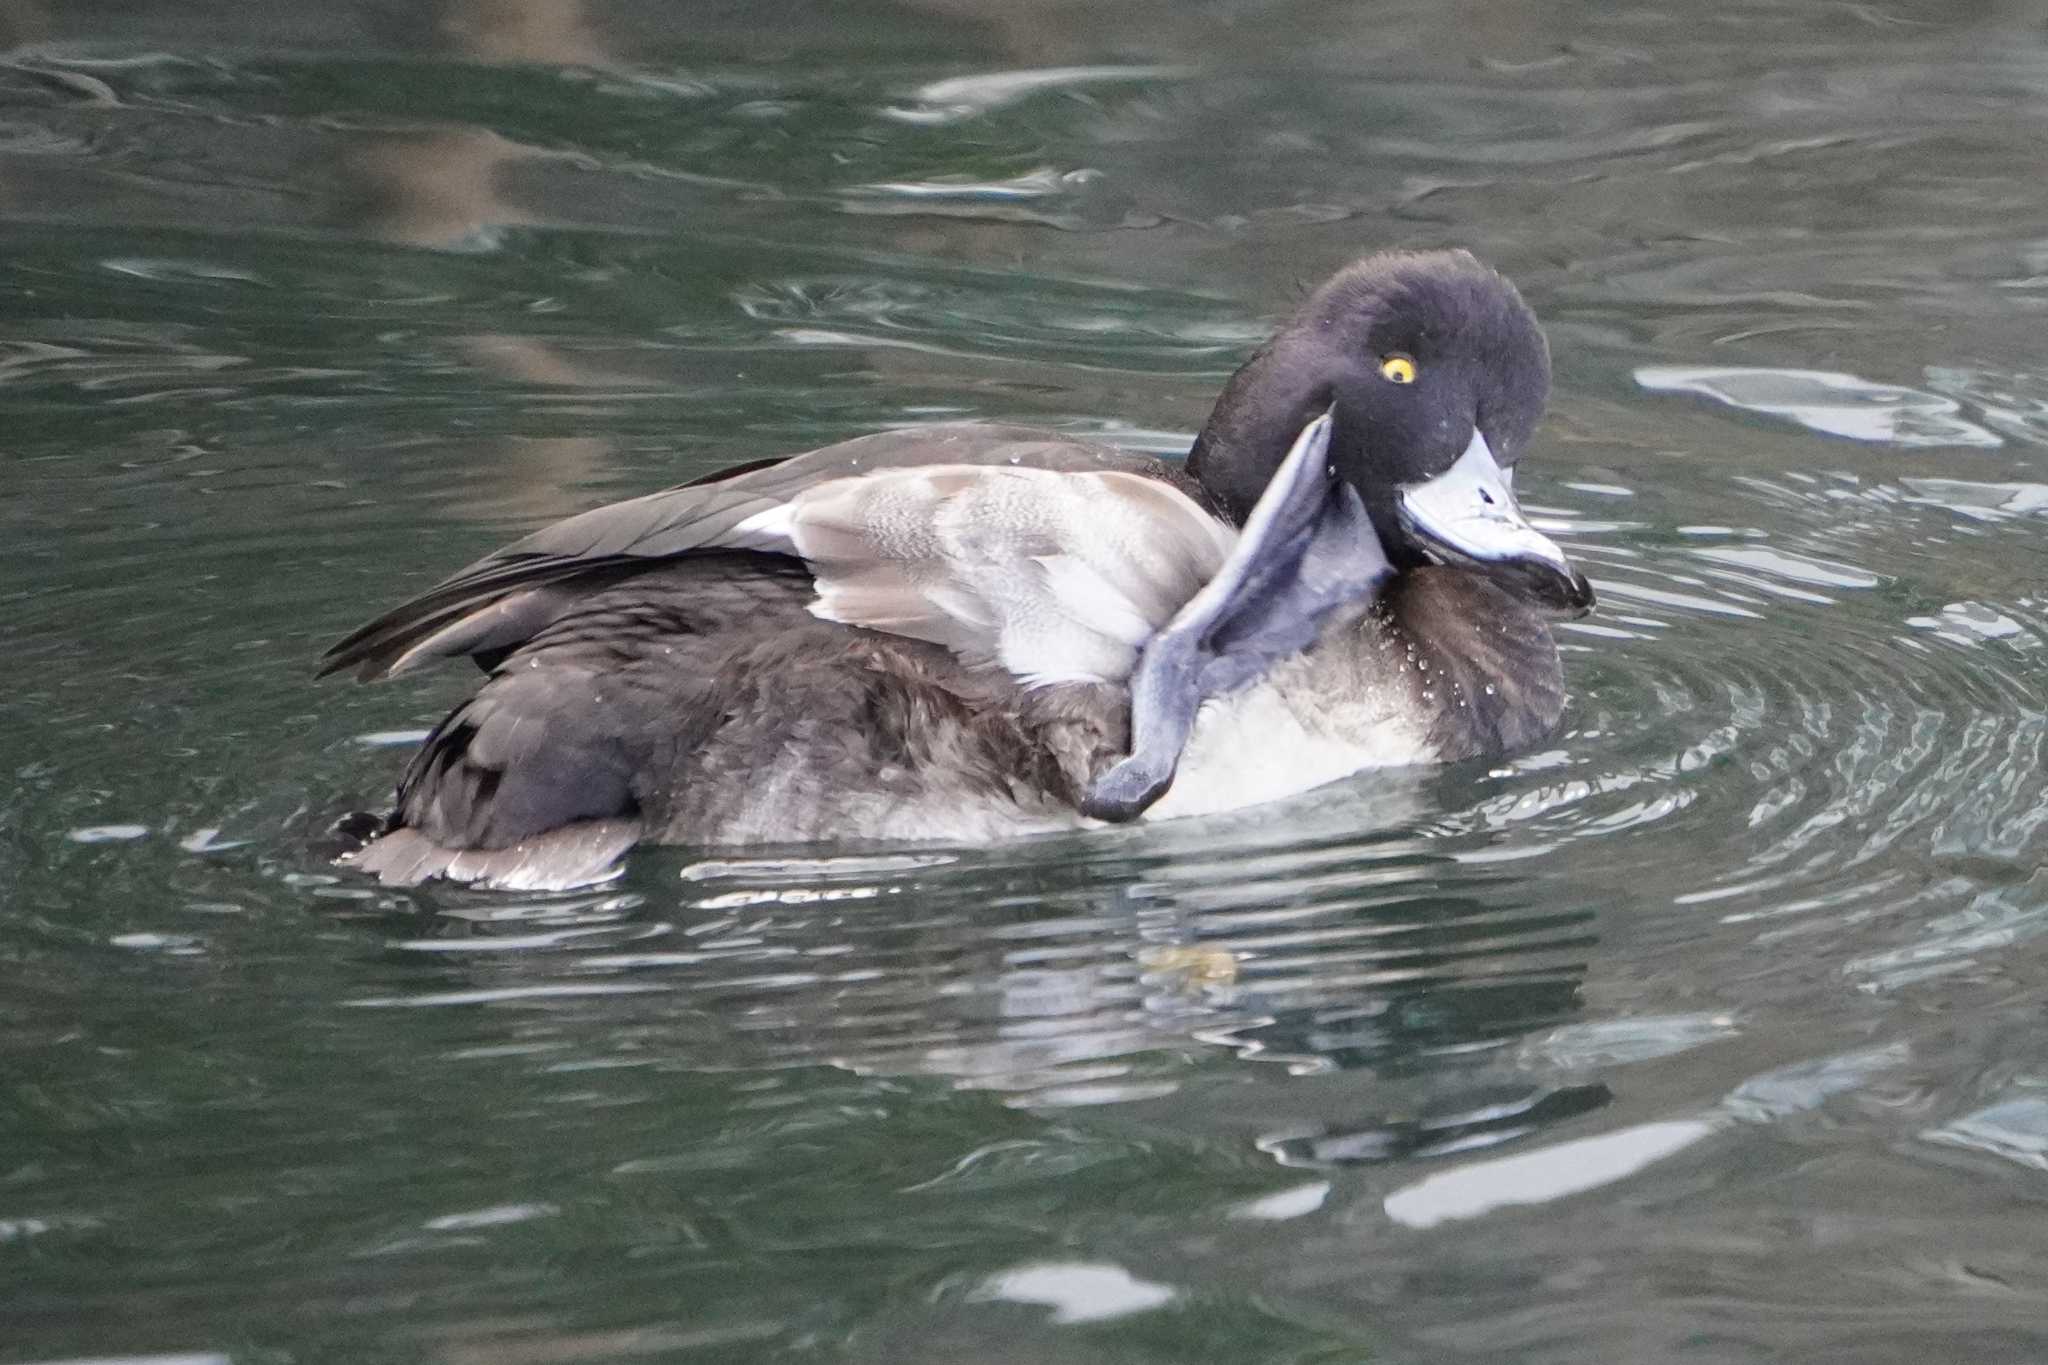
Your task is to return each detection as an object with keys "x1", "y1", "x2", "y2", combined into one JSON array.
[
  {"x1": 1230, "y1": 1181, "x2": 1331, "y2": 1221},
  {"x1": 1383, "y1": 1041, "x2": 1912, "y2": 1228},
  {"x1": 886, "y1": 65, "x2": 1191, "y2": 124},
  {"x1": 345, "y1": 982, "x2": 666, "y2": 1008},
  {"x1": 971, "y1": 1261, "x2": 1177, "y2": 1323},
  {"x1": 1382, "y1": 1119, "x2": 1719, "y2": 1230},
  {"x1": 1635, "y1": 365, "x2": 2002, "y2": 447},
  {"x1": 1922, "y1": 1095, "x2": 2048, "y2": 1172}
]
